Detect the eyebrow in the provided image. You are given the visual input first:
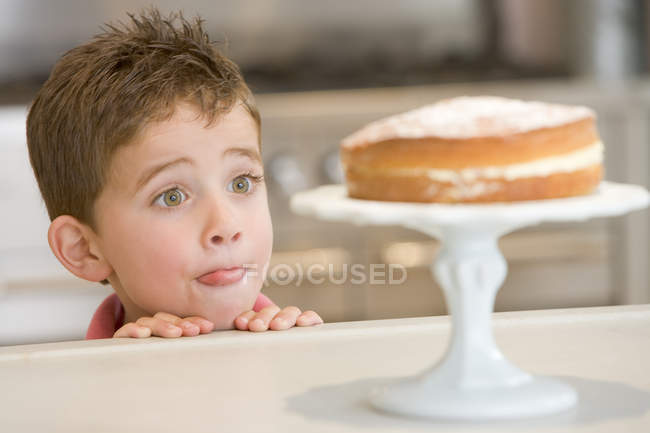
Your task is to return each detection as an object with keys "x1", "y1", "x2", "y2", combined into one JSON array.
[
  {"x1": 223, "y1": 147, "x2": 263, "y2": 165},
  {"x1": 136, "y1": 157, "x2": 193, "y2": 191}
]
